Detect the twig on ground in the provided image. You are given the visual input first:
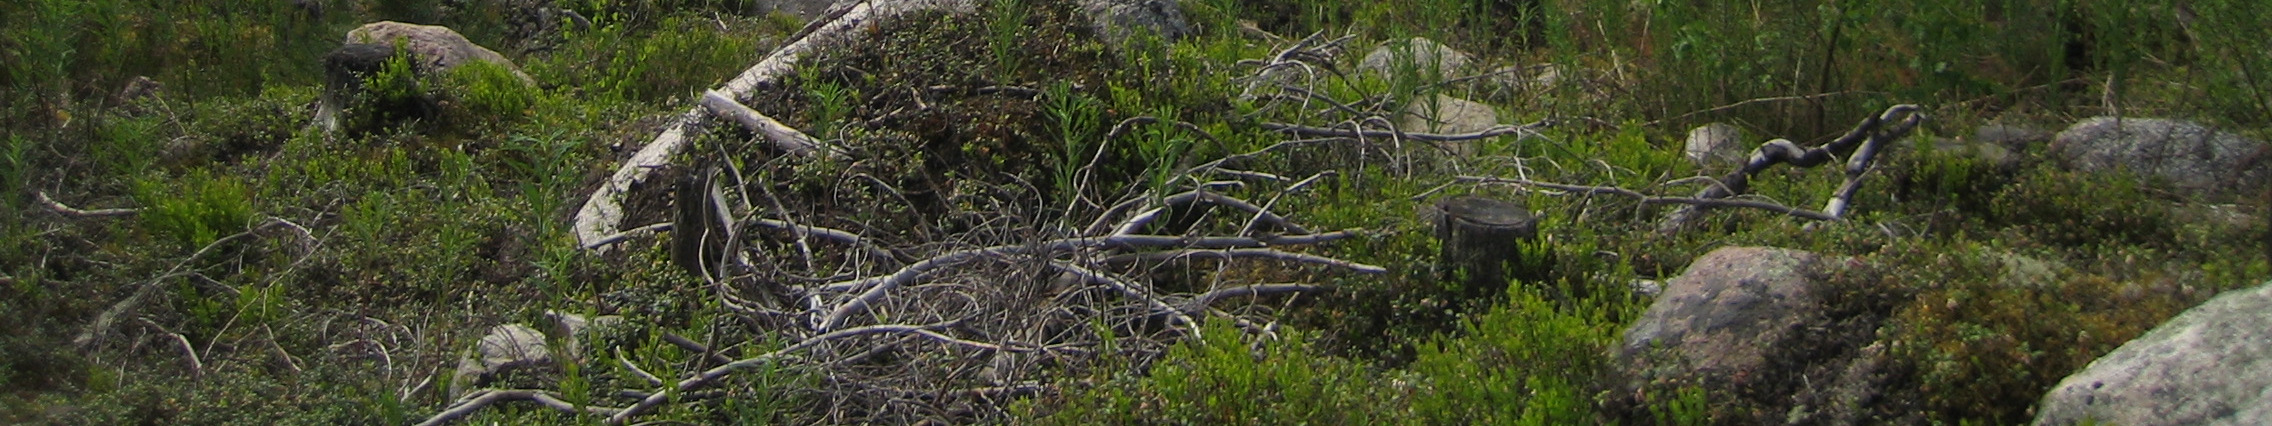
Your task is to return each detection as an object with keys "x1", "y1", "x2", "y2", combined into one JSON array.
[
  {"x1": 417, "y1": 389, "x2": 623, "y2": 426},
  {"x1": 1457, "y1": 176, "x2": 1841, "y2": 221},
  {"x1": 1260, "y1": 119, "x2": 1552, "y2": 142},
  {"x1": 36, "y1": 191, "x2": 141, "y2": 218},
  {"x1": 1183, "y1": 284, "x2": 1328, "y2": 314}
]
